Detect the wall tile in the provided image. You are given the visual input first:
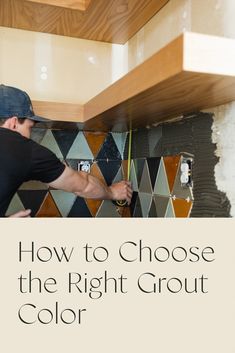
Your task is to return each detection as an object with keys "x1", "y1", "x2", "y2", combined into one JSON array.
[
  {"x1": 172, "y1": 199, "x2": 192, "y2": 218},
  {"x1": 52, "y1": 130, "x2": 78, "y2": 159},
  {"x1": 153, "y1": 195, "x2": 169, "y2": 217},
  {"x1": 153, "y1": 158, "x2": 170, "y2": 197},
  {"x1": 50, "y1": 190, "x2": 76, "y2": 217},
  {"x1": 96, "y1": 200, "x2": 121, "y2": 217},
  {"x1": 84, "y1": 132, "x2": 107, "y2": 158},
  {"x1": 67, "y1": 131, "x2": 94, "y2": 159},
  {"x1": 17, "y1": 190, "x2": 48, "y2": 217},
  {"x1": 36, "y1": 192, "x2": 61, "y2": 217},
  {"x1": 40, "y1": 130, "x2": 63, "y2": 159},
  {"x1": 68, "y1": 197, "x2": 92, "y2": 217}
]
